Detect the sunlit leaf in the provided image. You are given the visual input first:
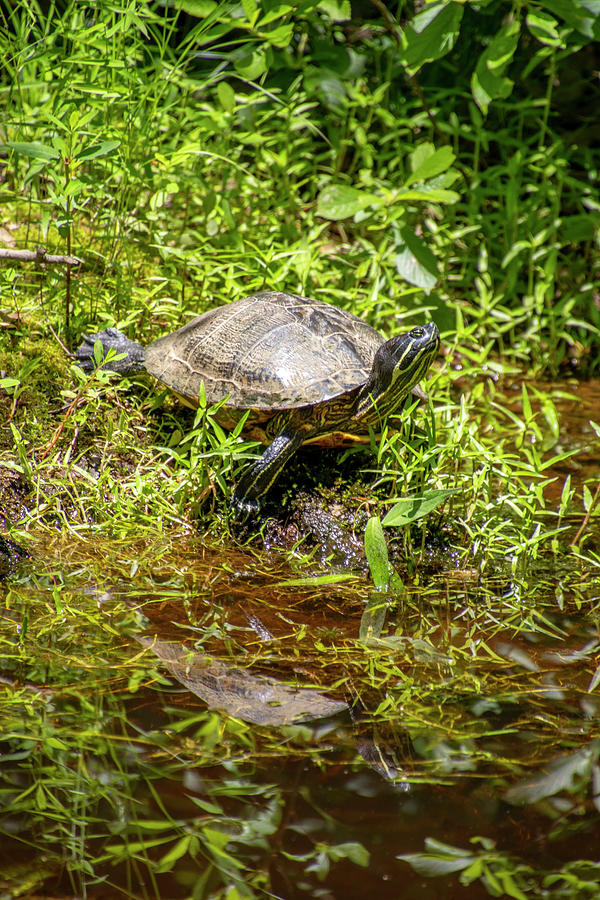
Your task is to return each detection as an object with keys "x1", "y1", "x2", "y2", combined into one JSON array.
[
  {"x1": 306, "y1": 850, "x2": 330, "y2": 879},
  {"x1": 400, "y1": 2, "x2": 464, "y2": 74},
  {"x1": 234, "y1": 46, "x2": 269, "y2": 78},
  {"x1": 526, "y1": 9, "x2": 564, "y2": 46},
  {"x1": 202, "y1": 827, "x2": 230, "y2": 851},
  {"x1": 175, "y1": 0, "x2": 218, "y2": 14},
  {"x1": 397, "y1": 186, "x2": 460, "y2": 204},
  {"x1": 4, "y1": 140, "x2": 60, "y2": 161},
  {"x1": 262, "y1": 23, "x2": 293, "y2": 47},
  {"x1": 382, "y1": 489, "x2": 455, "y2": 527},
  {"x1": 0, "y1": 377, "x2": 20, "y2": 391},
  {"x1": 75, "y1": 139, "x2": 120, "y2": 161},
  {"x1": 406, "y1": 145, "x2": 456, "y2": 186},
  {"x1": 217, "y1": 81, "x2": 236, "y2": 112},
  {"x1": 241, "y1": 0, "x2": 258, "y2": 23},
  {"x1": 364, "y1": 516, "x2": 390, "y2": 590},
  {"x1": 497, "y1": 870, "x2": 528, "y2": 900},
  {"x1": 318, "y1": 0, "x2": 351, "y2": 21},
  {"x1": 471, "y1": 20, "x2": 520, "y2": 114},
  {"x1": 330, "y1": 842, "x2": 370, "y2": 866},
  {"x1": 156, "y1": 835, "x2": 192, "y2": 872}
]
